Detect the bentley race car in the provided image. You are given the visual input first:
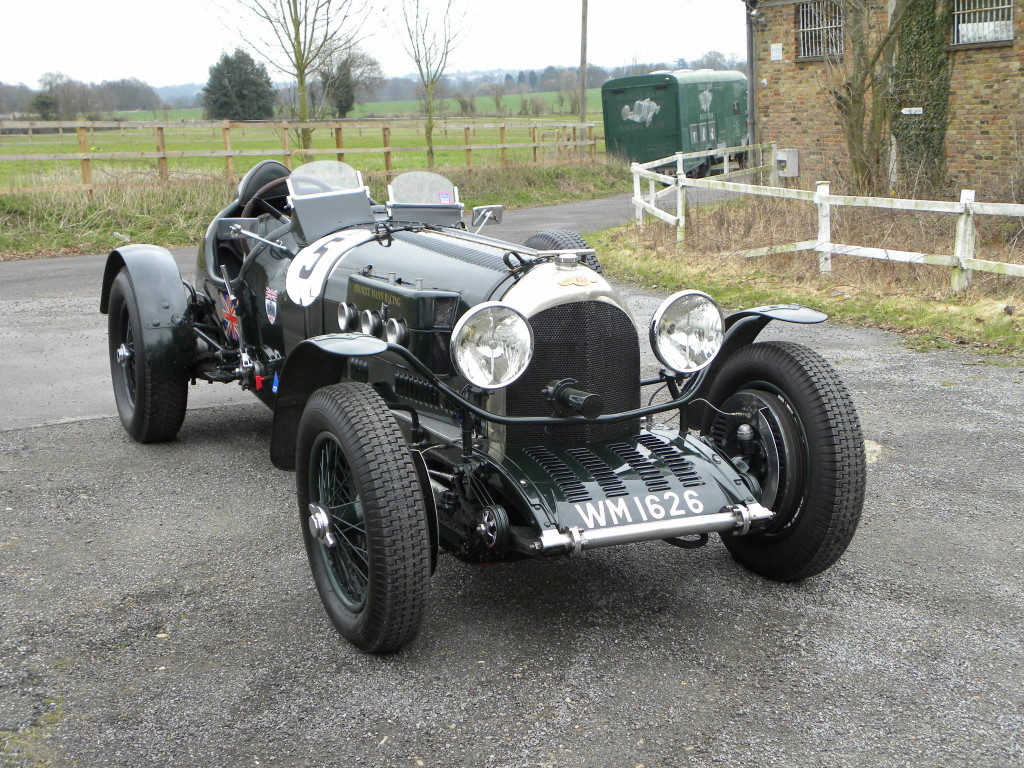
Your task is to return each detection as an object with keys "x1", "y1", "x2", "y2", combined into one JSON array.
[{"x1": 100, "y1": 160, "x2": 866, "y2": 653}]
